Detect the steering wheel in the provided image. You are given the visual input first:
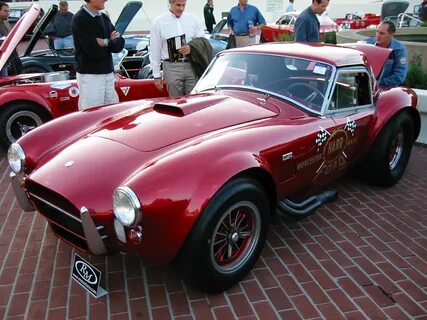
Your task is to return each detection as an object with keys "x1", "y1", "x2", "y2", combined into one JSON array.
[{"x1": 287, "y1": 82, "x2": 325, "y2": 105}]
